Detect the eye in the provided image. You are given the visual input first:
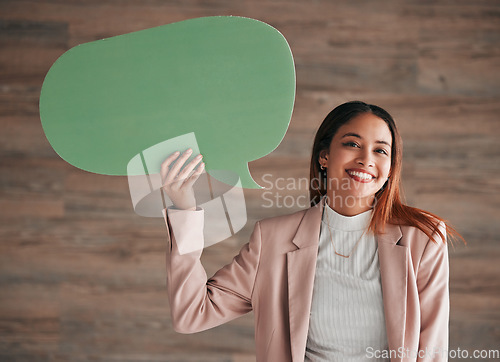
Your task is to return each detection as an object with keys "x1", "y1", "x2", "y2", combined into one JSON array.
[
  {"x1": 342, "y1": 141, "x2": 359, "y2": 148},
  {"x1": 375, "y1": 148, "x2": 389, "y2": 155}
]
